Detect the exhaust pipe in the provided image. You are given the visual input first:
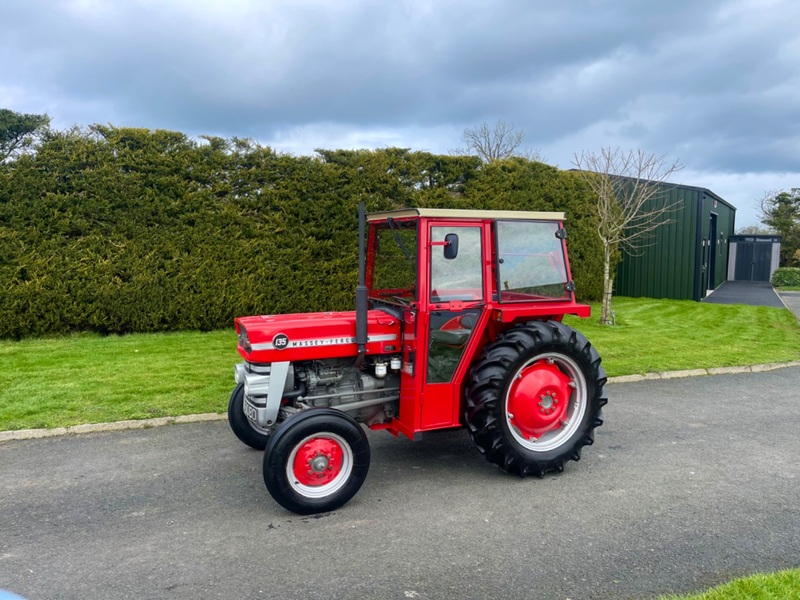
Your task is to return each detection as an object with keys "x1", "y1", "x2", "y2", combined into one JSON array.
[{"x1": 355, "y1": 202, "x2": 368, "y2": 366}]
